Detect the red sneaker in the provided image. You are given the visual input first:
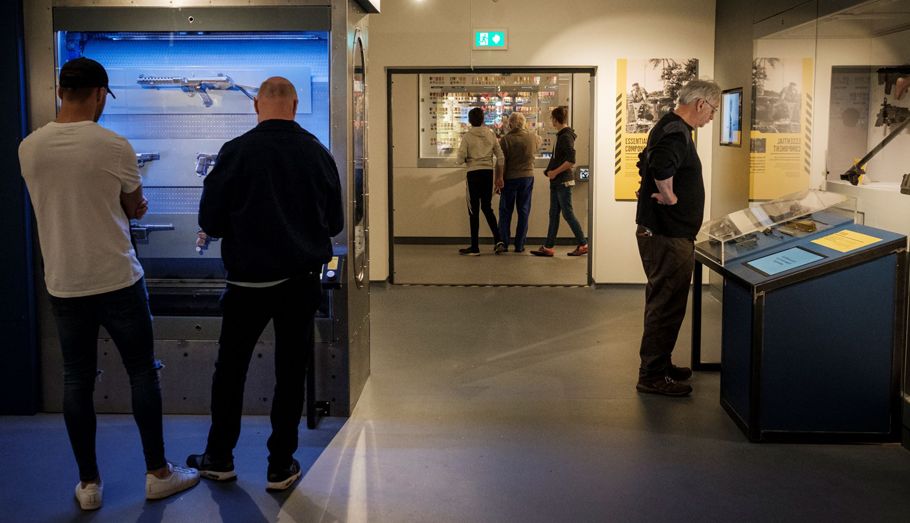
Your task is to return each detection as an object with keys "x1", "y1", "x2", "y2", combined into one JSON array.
[
  {"x1": 530, "y1": 246, "x2": 554, "y2": 257},
  {"x1": 567, "y1": 245, "x2": 588, "y2": 256}
]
